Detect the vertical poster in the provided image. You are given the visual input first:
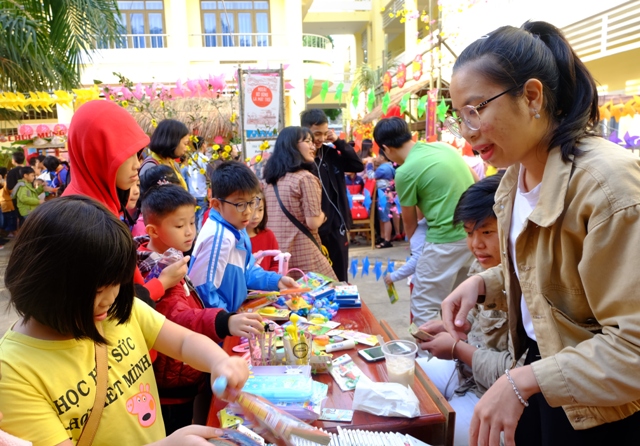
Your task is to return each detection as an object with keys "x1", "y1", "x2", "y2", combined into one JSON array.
[
  {"x1": 426, "y1": 88, "x2": 438, "y2": 142},
  {"x1": 243, "y1": 73, "x2": 281, "y2": 141}
]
